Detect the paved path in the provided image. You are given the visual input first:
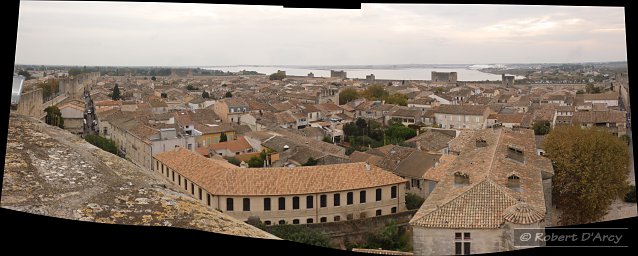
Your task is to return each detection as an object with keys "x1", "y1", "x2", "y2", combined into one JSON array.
[{"x1": 82, "y1": 88, "x2": 97, "y2": 136}]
